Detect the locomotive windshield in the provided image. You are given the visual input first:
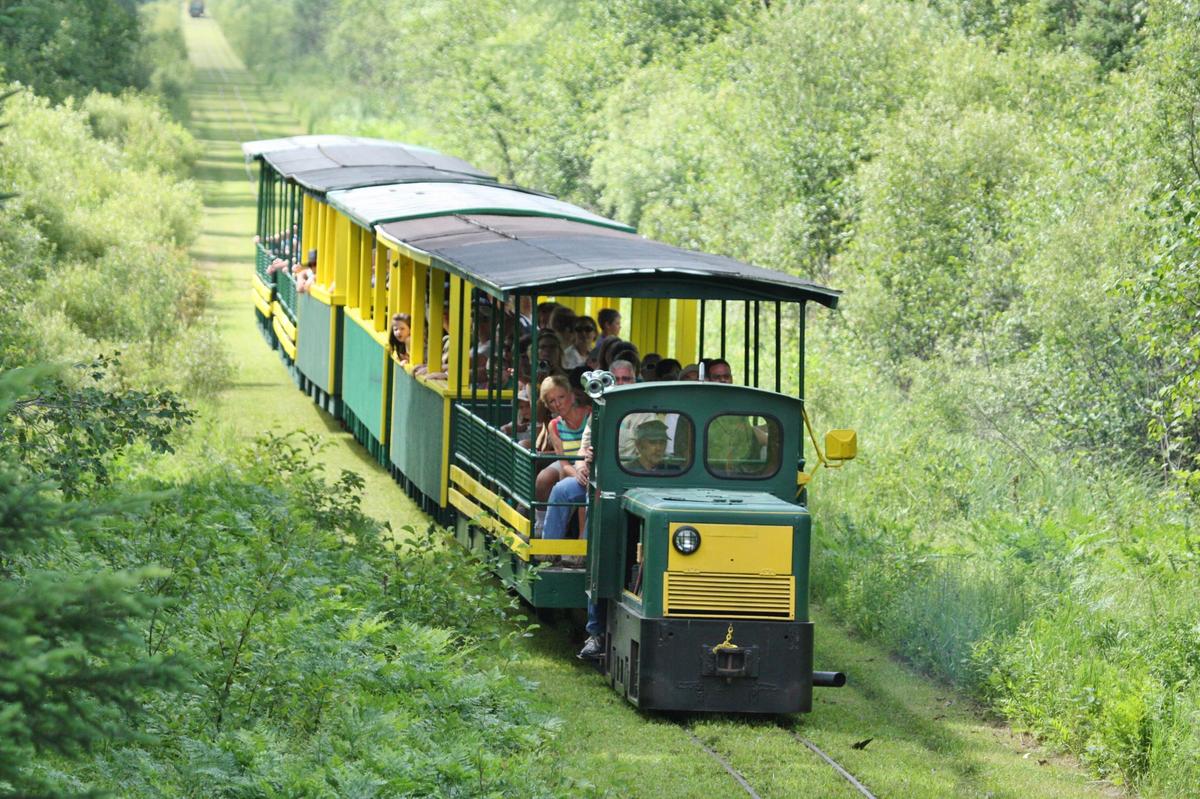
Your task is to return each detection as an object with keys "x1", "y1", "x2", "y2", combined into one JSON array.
[
  {"x1": 617, "y1": 412, "x2": 693, "y2": 476},
  {"x1": 705, "y1": 414, "x2": 783, "y2": 479}
]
